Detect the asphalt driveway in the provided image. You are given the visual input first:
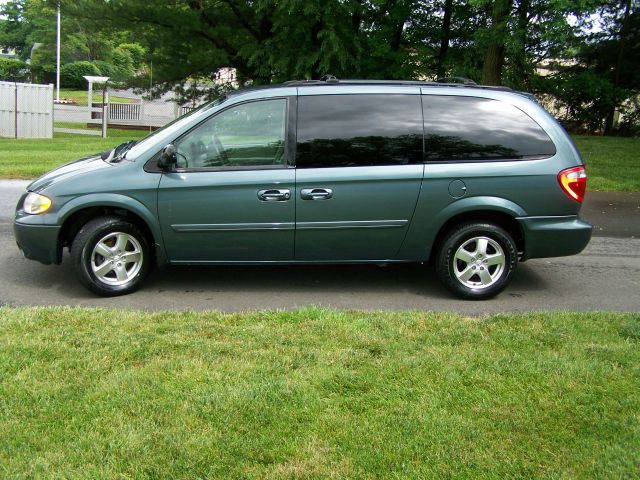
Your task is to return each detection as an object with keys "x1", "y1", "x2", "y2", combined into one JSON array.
[{"x1": 1, "y1": 180, "x2": 639, "y2": 313}]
